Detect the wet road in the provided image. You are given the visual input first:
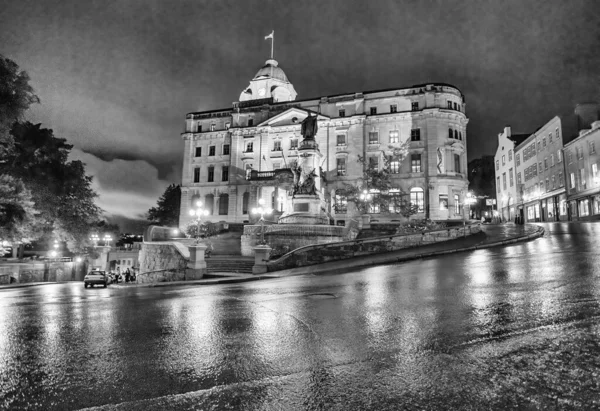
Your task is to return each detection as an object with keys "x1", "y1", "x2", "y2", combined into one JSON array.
[{"x1": 1, "y1": 222, "x2": 600, "y2": 410}]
